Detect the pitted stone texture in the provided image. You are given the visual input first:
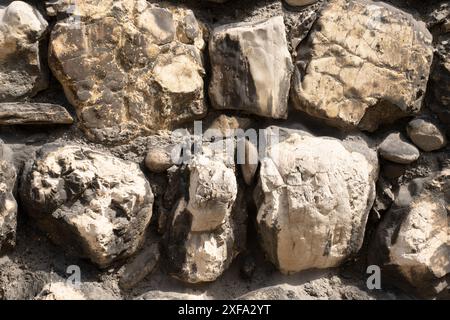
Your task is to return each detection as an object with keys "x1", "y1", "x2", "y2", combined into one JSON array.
[
  {"x1": 209, "y1": 16, "x2": 293, "y2": 119},
  {"x1": 20, "y1": 144, "x2": 154, "y2": 267},
  {"x1": 187, "y1": 155, "x2": 238, "y2": 232},
  {"x1": 163, "y1": 141, "x2": 246, "y2": 283},
  {"x1": 370, "y1": 168, "x2": 450, "y2": 296},
  {"x1": 48, "y1": 1, "x2": 206, "y2": 143},
  {"x1": 0, "y1": 1, "x2": 49, "y2": 101},
  {"x1": 166, "y1": 192, "x2": 246, "y2": 284},
  {"x1": 291, "y1": 0, "x2": 433, "y2": 131},
  {"x1": 255, "y1": 132, "x2": 376, "y2": 274}
]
